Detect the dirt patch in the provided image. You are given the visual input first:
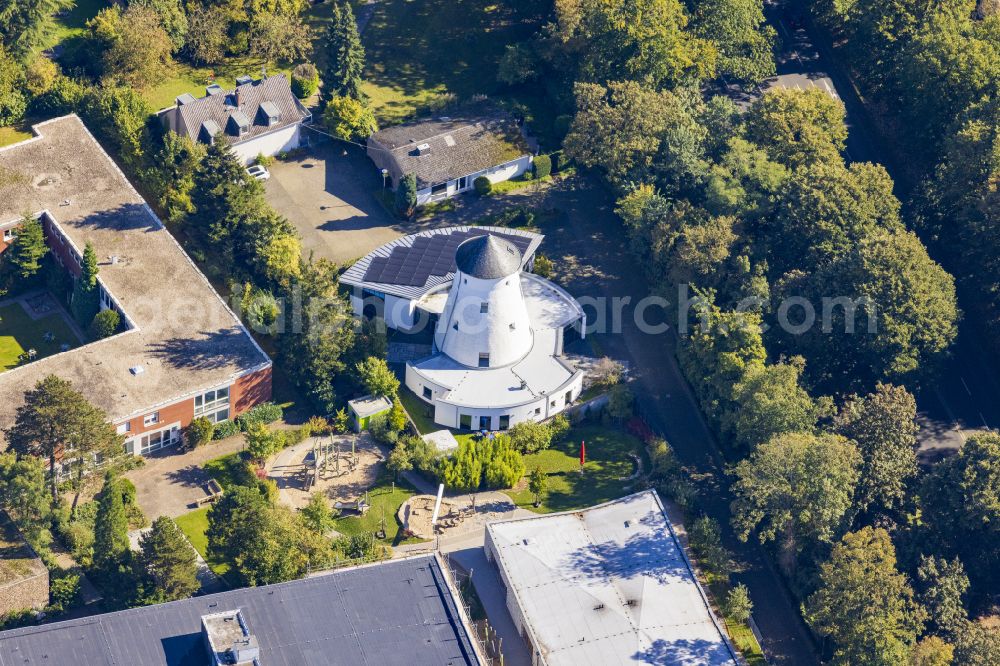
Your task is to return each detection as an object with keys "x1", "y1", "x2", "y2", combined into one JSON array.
[{"x1": 267, "y1": 434, "x2": 384, "y2": 510}]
